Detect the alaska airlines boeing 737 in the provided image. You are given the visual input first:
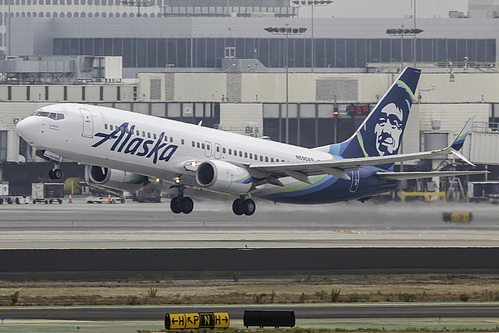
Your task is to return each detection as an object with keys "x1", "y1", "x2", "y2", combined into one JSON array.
[{"x1": 16, "y1": 67, "x2": 482, "y2": 215}]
